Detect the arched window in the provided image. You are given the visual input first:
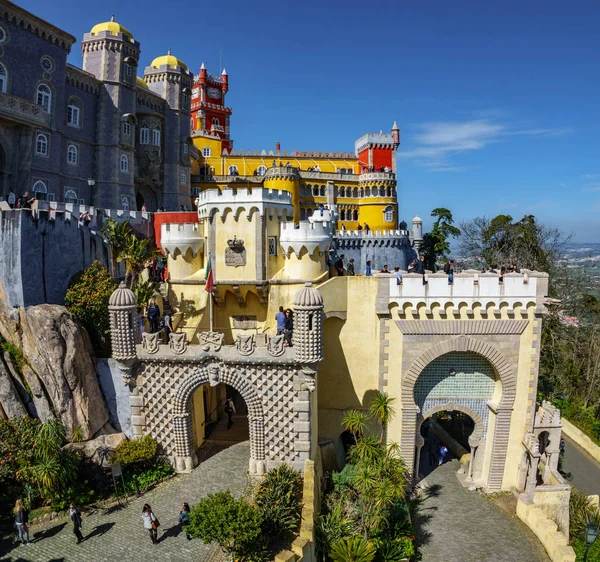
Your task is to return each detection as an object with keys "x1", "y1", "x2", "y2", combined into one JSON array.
[
  {"x1": 122, "y1": 122, "x2": 131, "y2": 136},
  {"x1": 256, "y1": 165, "x2": 267, "y2": 176},
  {"x1": 152, "y1": 129, "x2": 161, "y2": 146},
  {"x1": 353, "y1": 210, "x2": 359, "y2": 221},
  {"x1": 32, "y1": 180, "x2": 47, "y2": 200},
  {"x1": 383, "y1": 205, "x2": 394, "y2": 223},
  {"x1": 386, "y1": 187, "x2": 392, "y2": 197},
  {"x1": 228, "y1": 165, "x2": 238, "y2": 175},
  {"x1": 353, "y1": 187, "x2": 359, "y2": 198},
  {"x1": 211, "y1": 117, "x2": 219, "y2": 127},
  {"x1": 36, "y1": 84, "x2": 51, "y2": 112},
  {"x1": 0, "y1": 62, "x2": 7, "y2": 94},
  {"x1": 140, "y1": 127, "x2": 149, "y2": 145},
  {"x1": 121, "y1": 196, "x2": 130, "y2": 211},
  {"x1": 120, "y1": 154, "x2": 129, "y2": 172},
  {"x1": 67, "y1": 99, "x2": 80, "y2": 127},
  {"x1": 190, "y1": 118, "x2": 195, "y2": 134},
  {"x1": 319, "y1": 186, "x2": 325, "y2": 197},
  {"x1": 36, "y1": 133, "x2": 48, "y2": 156},
  {"x1": 340, "y1": 209, "x2": 346, "y2": 221},
  {"x1": 180, "y1": 172, "x2": 187, "y2": 185},
  {"x1": 67, "y1": 144, "x2": 78, "y2": 165},
  {"x1": 312, "y1": 186, "x2": 319, "y2": 196},
  {"x1": 0, "y1": 26, "x2": 6, "y2": 44},
  {"x1": 371, "y1": 186, "x2": 378, "y2": 197},
  {"x1": 64, "y1": 188, "x2": 78, "y2": 204}
]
